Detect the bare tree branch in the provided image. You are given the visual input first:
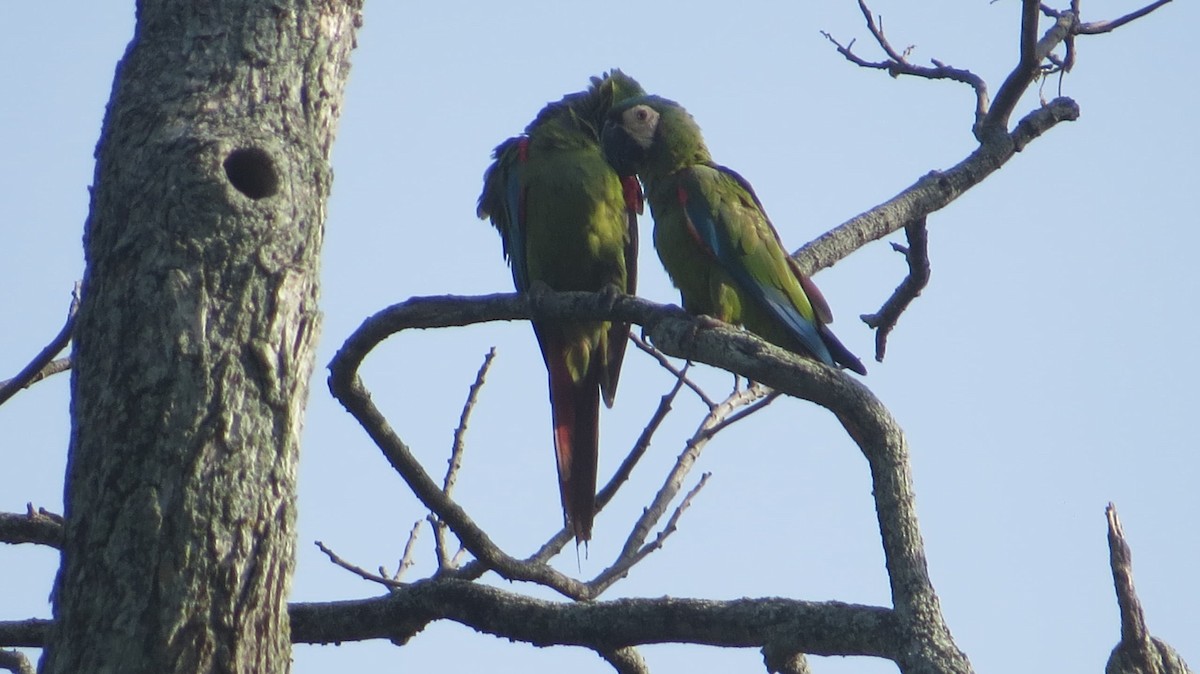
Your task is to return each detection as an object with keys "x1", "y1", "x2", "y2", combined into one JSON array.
[
  {"x1": 327, "y1": 290, "x2": 971, "y2": 672},
  {"x1": 286, "y1": 581, "x2": 900, "y2": 657},
  {"x1": 1078, "y1": 0, "x2": 1173, "y2": 34},
  {"x1": 980, "y1": 0, "x2": 1053, "y2": 138},
  {"x1": 0, "y1": 580, "x2": 897, "y2": 658},
  {"x1": 0, "y1": 621, "x2": 49, "y2": 650},
  {"x1": 631, "y1": 333, "x2": 716, "y2": 409},
  {"x1": 596, "y1": 353, "x2": 690, "y2": 512},
  {"x1": 598, "y1": 646, "x2": 650, "y2": 674},
  {"x1": 860, "y1": 217, "x2": 930, "y2": 362},
  {"x1": 0, "y1": 649, "x2": 35, "y2": 674},
  {"x1": 390, "y1": 520, "x2": 424, "y2": 583},
  {"x1": 430, "y1": 348, "x2": 497, "y2": 572},
  {"x1": 329, "y1": 299, "x2": 593, "y2": 600},
  {"x1": 762, "y1": 643, "x2": 813, "y2": 674},
  {"x1": 587, "y1": 380, "x2": 776, "y2": 596},
  {"x1": 1104, "y1": 504, "x2": 1195, "y2": 674},
  {"x1": 0, "y1": 505, "x2": 64, "y2": 548},
  {"x1": 315, "y1": 540, "x2": 404, "y2": 590},
  {"x1": 800, "y1": 0, "x2": 1167, "y2": 281},
  {"x1": 792, "y1": 97, "x2": 1079, "y2": 277},
  {"x1": 589, "y1": 473, "x2": 711, "y2": 594},
  {"x1": 444, "y1": 348, "x2": 496, "y2": 495},
  {"x1": 702, "y1": 385, "x2": 780, "y2": 439},
  {"x1": 821, "y1": 2, "x2": 990, "y2": 130},
  {"x1": 0, "y1": 286, "x2": 78, "y2": 407}
]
